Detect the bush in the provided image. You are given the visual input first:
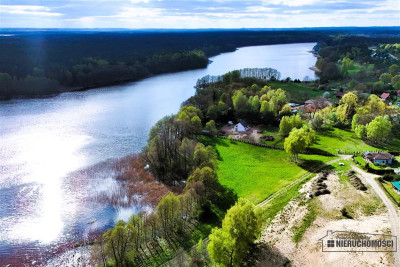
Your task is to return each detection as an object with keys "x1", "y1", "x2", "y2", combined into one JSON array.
[
  {"x1": 382, "y1": 173, "x2": 394, "y2": 182},
  {"x1": 340, "y1": 207, "x2": 353, "y2": 219}
]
